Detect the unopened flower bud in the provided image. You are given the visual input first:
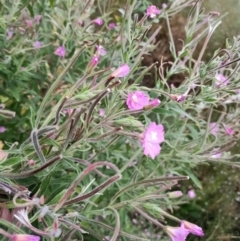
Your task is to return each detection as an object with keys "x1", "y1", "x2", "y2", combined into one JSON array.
[
  {"x1": 144, "y1": 99, "x2": 161, "y2": 110},
  {"x1": 88, "y1": 55, "x2": 99, "y2": 71},
  {"x1": 167, "y1": 191, "x2": 183, "y2": 198},
  {"x1": 28, "y1": 160, "x2": 35, "y2": 166}
]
